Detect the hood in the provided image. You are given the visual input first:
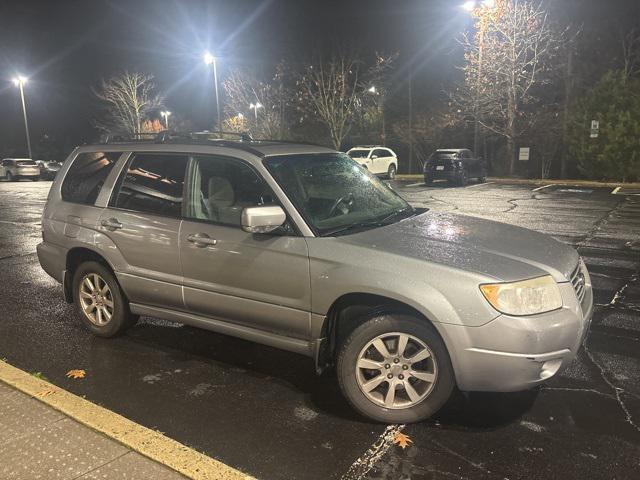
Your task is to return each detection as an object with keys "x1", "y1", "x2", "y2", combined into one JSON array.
[{"x1": 338, "y1": 211, "x2": 579, "y2": 283}]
